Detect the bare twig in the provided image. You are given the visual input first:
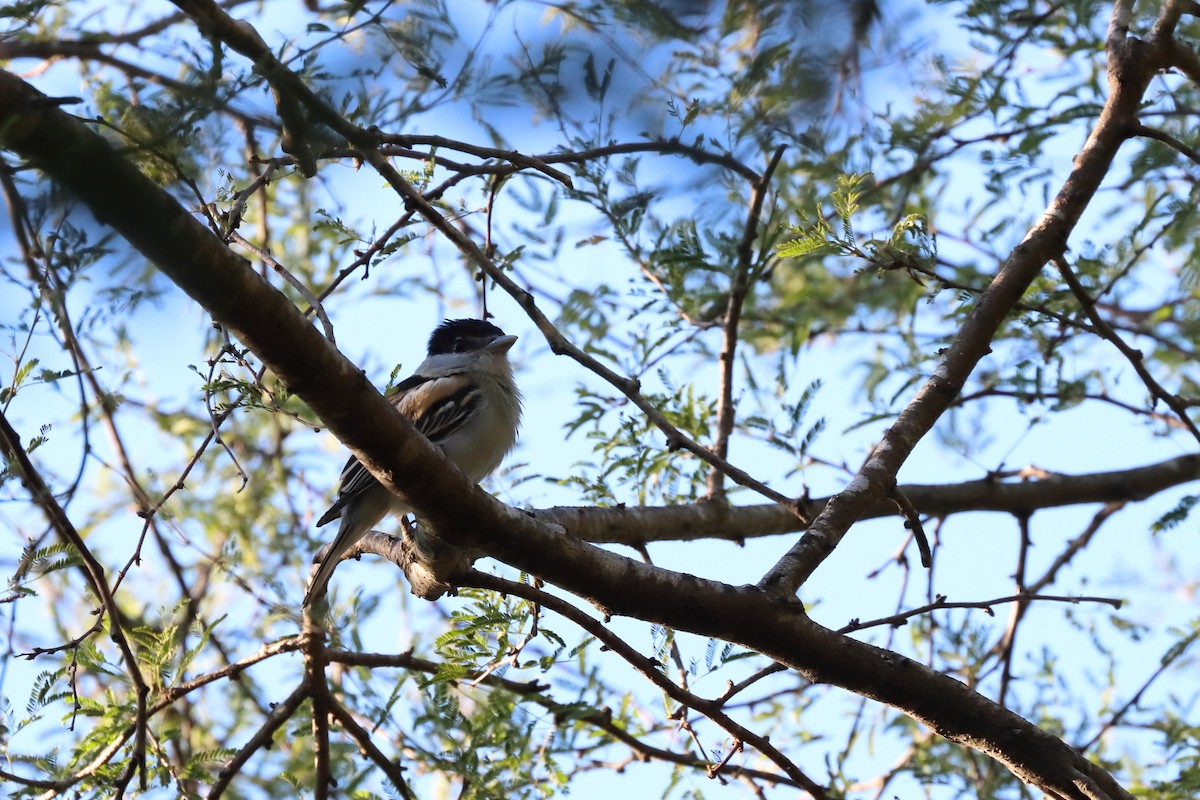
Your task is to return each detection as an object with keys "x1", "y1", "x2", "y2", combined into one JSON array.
[
  {"x1": 379, "y1": 133, "x2": 573, "y2": 188},
  {"x1": 995, "y1": 514, "x2": 1032, "y2": 706},
  {"x1": 837, "y1": 592, "x2": 1122, "y2": 636},
  {"x1": 1130, "y1": 122, "x2": 1200, "y2": 164},
  {"x1": 202, "y1": 333, "x2": 251, "y2": 492},
  {"x1": 1054, "y1": 255, "x2": 1200, "y2": 442},
  {"x1": 228, "y1": 230, "x2": 336, "y2": 342},
  {"x1": 535, "y1": 140, "x2": 761, "y2": 183},
  {"x1": 1079, "y1": 624, "x2": 1200, "y2": 751},
  {"x1": 323, "y1": 692, "x2": 417, "y2": 799},
  {"x1": 208, "y1": 685, "x2": 308, "y2": 799},
  {"x1": 1027, "y1": 502, "x2": 1125, "y2": 595},
  {"x1": 955, "y1": 387, "x2": 1194, "y2": 430},
  {"x1": 888, "y1": 488, "x2": 933, "y2": 568},
  {"x1": 326, "y1": 648, "x2": 802, "y2": 788},
  {"x1": 708, "y1": 144, "x2": 786, "y2": 501},
  {"x1": 715, "y1": 662, "x2": 789, "y2": 707}
]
